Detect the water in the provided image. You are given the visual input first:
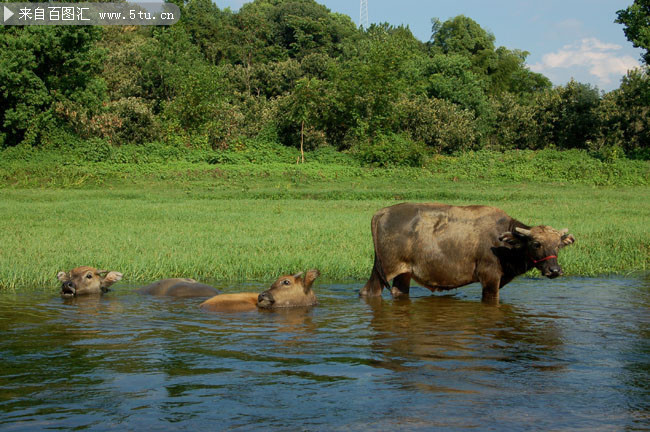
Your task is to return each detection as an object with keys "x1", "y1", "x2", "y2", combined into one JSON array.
[{"x1": 1, "y1": 277, "x2": 648, "y2": 431}]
